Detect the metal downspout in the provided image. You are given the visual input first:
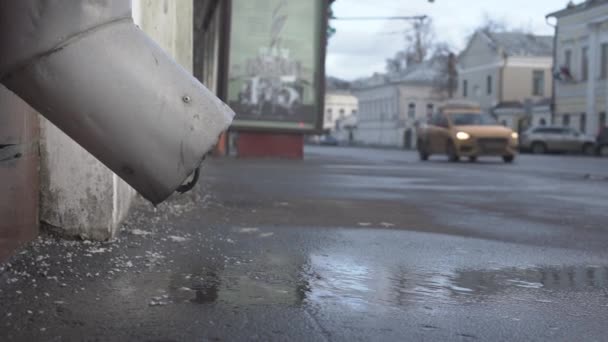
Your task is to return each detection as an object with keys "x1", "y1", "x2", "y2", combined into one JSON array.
[{"x1": 0, "y1": 0, "x2": 235, "y2": 204}]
